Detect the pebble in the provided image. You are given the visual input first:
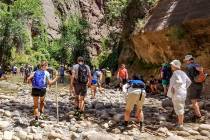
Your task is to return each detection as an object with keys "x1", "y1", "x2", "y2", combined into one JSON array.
[
  {"x1": 4, "y1": 111, "x2": 12, "y2": 117},
  {"x1": 16, "y1": 130, "x2": 27, "y2": 140},
  {"x1": 188, "y1": 129, "x2": 200, "y2": 135}
]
